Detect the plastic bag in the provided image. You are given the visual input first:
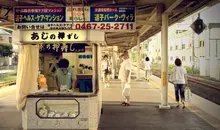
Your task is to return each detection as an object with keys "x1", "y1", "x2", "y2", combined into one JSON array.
[
  {"x1": 169, "y1": 68, "x2": 176, "y2": 82},
  {"x1": 185, "y1": 87, "x2": 192, "y2": 102},
  {"x1": 122, "y1": 83, "x2": 131, "y2": 97}
]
